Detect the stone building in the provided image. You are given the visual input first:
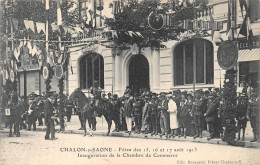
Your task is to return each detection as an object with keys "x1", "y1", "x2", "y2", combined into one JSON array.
[{"x1": 66, "y1": 0, "x2": 260, "y2": 96}]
